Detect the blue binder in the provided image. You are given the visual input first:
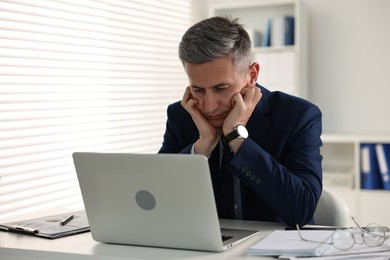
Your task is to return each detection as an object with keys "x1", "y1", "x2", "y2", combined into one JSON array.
[
  {"x1": 360, "y1": 143, "x2": 382, "y2": 189},
  {"x1": 262, "y1": 18, "x2": 271, "y2": 47},
  {"x1": 375, "y1": 144, "x2": 390, "y2": 190},
  {"x1": 283, "y1": 16, "x2": 294, "y2": 46}
]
